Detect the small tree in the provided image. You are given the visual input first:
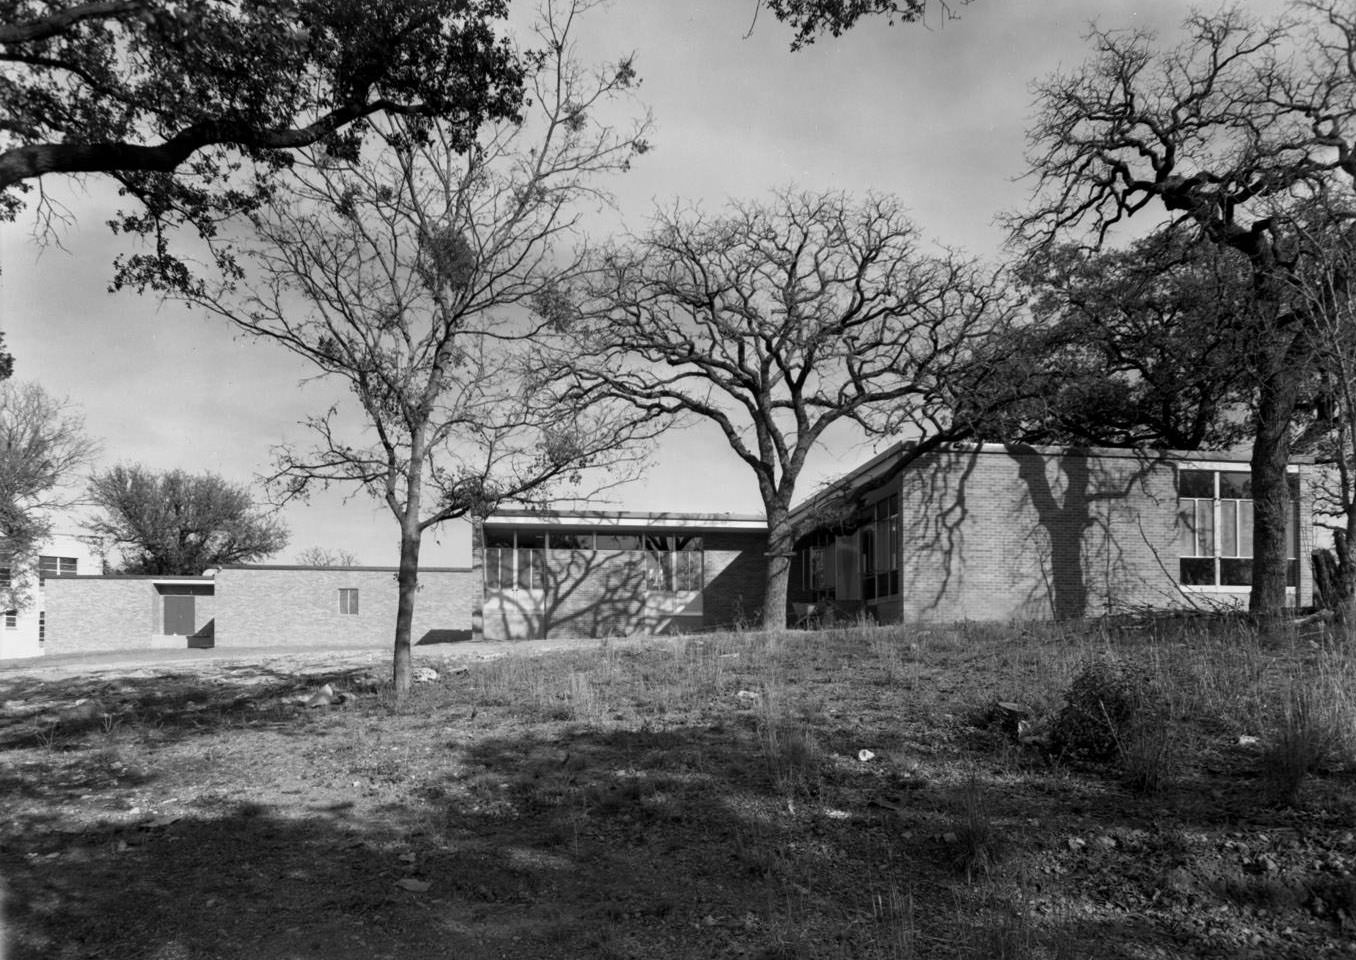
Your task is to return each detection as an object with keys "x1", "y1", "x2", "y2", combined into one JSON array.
[
  {"x1": 180, "y1": 0, "x2": 657, "y2": 698},
  {"x1": 86, "y1": 466, "x2": 287, "y2": 574},
  {"x1": 557, "y1": 189, "x2": 1018, "y2": 629},
  {"x1": 0, "y1": 381, "x2": 96, "y2": 608}
]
